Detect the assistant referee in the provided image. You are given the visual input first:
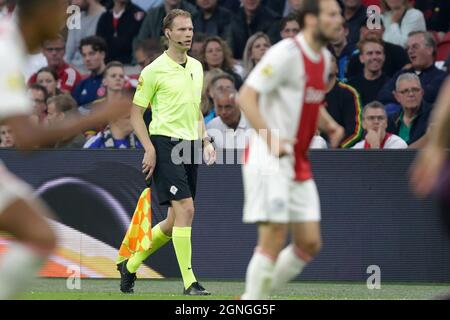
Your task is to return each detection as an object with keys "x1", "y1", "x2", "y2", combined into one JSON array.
[{"x1": 117, "y1": 9, "x2": 216, "y2": 296}]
